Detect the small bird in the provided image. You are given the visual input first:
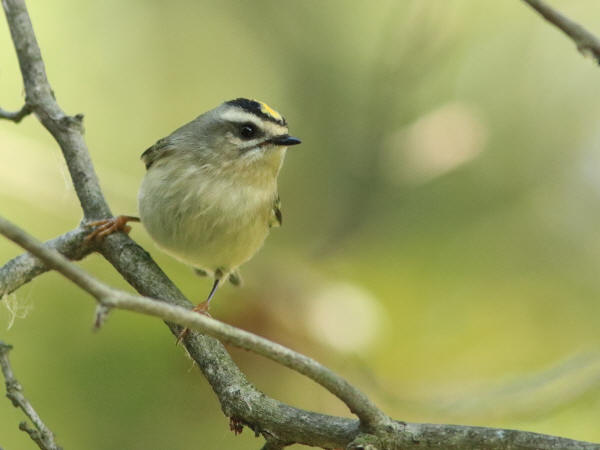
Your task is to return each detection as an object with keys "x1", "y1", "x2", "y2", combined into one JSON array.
[{"x1": 87, "y1": 98, "x2": 301, "y2": 333}]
